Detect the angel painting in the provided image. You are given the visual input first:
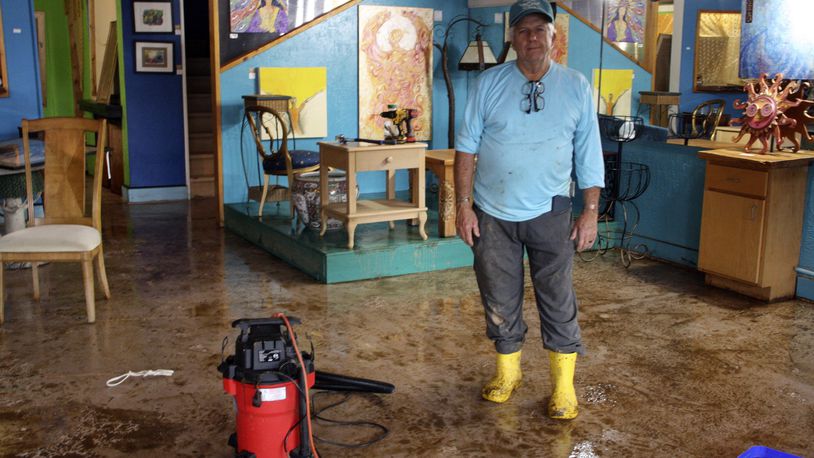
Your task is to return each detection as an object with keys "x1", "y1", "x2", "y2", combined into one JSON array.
[
  {"x1": 605, "y1": 0, "x2": 645, "y2": 44},
  {"x1": 358, "y1": 6, "x2": 433, "y2": 141}
]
